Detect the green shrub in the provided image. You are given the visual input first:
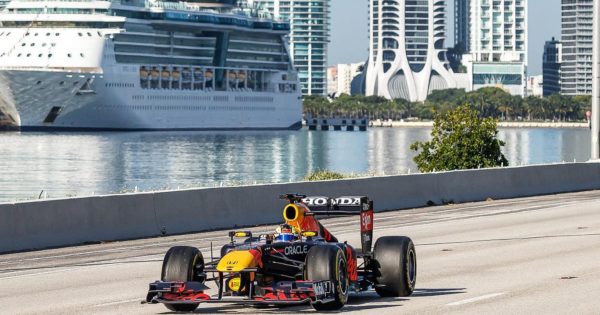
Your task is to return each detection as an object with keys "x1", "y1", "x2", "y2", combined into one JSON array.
[
  {"x1": 301, "y1": 169, "x2": 356, "y2": 181},
  {"x1": 411, "y1": 105, "x2": 509, "y2": 172}
]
